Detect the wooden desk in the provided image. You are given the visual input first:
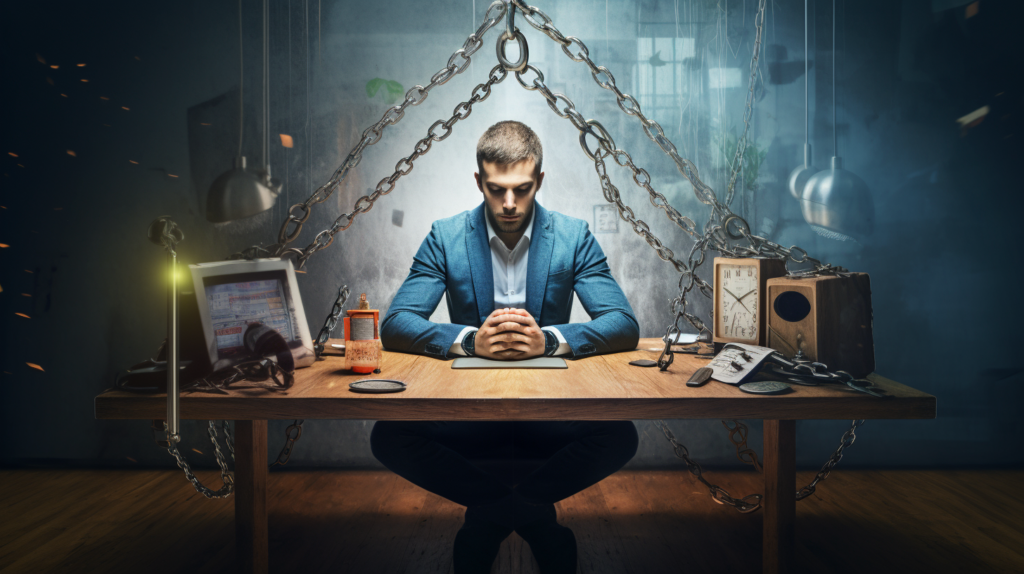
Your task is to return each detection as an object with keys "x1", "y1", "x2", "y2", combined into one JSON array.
[{"x1": 95, "y1": 338, "x2": 935, "y2": 574}]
